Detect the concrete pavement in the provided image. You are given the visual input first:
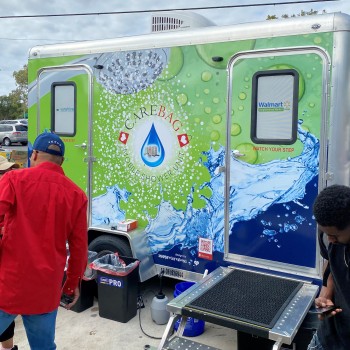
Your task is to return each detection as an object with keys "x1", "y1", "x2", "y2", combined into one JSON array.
[{"x1": 11, "y1": 277, "x2": 237, "y2": 349}]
